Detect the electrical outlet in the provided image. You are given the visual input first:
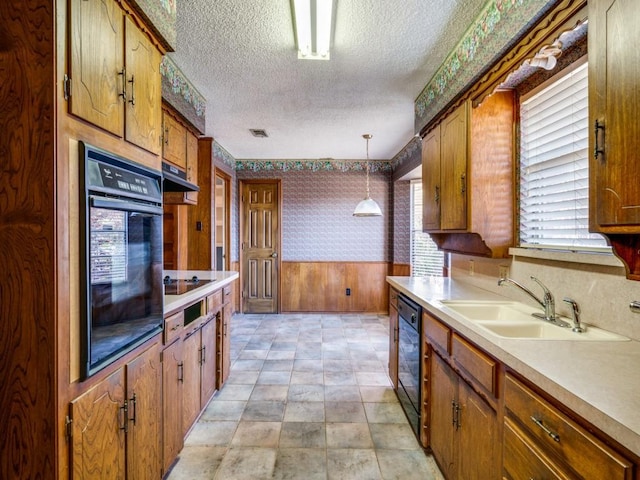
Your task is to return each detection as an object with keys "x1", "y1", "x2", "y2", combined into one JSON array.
[
  {"x1": 468, "y1": 260, "x2": 474, "y2": 276},
  {"x1": 499, "y1": 265, "x2": 509, "y2": 279},
  {"x1": 346, "y1": 288, "x2": 351, "y2": 296}
]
